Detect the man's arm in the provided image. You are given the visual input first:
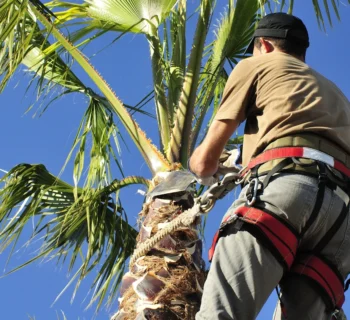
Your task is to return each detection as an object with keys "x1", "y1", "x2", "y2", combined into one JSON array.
[{"x1": 189, "y1": 119, "x2": 239, "y2": 178}]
